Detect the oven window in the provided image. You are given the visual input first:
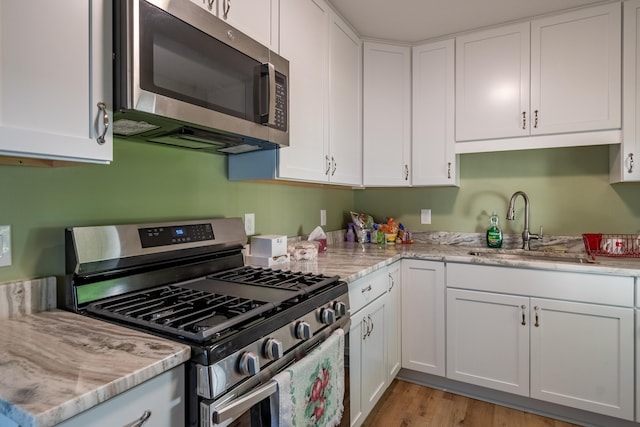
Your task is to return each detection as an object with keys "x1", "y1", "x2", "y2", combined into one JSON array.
[{"x1": 138, "y1": 0, "x2": 258, "y2": 122}]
